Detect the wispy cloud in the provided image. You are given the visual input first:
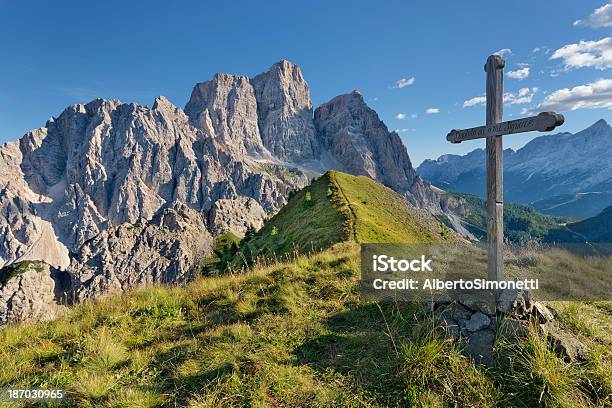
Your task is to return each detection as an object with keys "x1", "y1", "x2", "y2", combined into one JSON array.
[
  {"x1": 410, "y1": 113, "x2": 418, "y2": 119},
  {"x1": 507, "y1": 66, "x2": 530, "y2": 80},
  {"x1": 393, "y1": 77, "x2": 416, "y2": 89},
  {"x1": 463, "y1": 96, "x2": 486, "y2": 108},
  {"x1": 574, "y1": 3, "x2": 612, "y2": 28},
  {"x1": 533, "y1": 79, "x2": 612, "y2": 112},
  {"x1": 463, "y1": 88, "x2": 538, "y2": 108},
  {"x1": 56, "y1": 86, "x2": 100, "y2": 101},
  {"x1": 396, "y1": 113, "x2": 407, "y2": 120},
  {"x1": 550, "y1": 37, "x2": 612, "y2": 70},
  {"x1": 494, "y1": 48, "x2": 512, "y2": 57},
  {"x1": 425, "y1": 107, "x2": 440, "y2": 114},
  {"x1": 394, "y1": 128, "x2": 416, "y2": 133}
]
